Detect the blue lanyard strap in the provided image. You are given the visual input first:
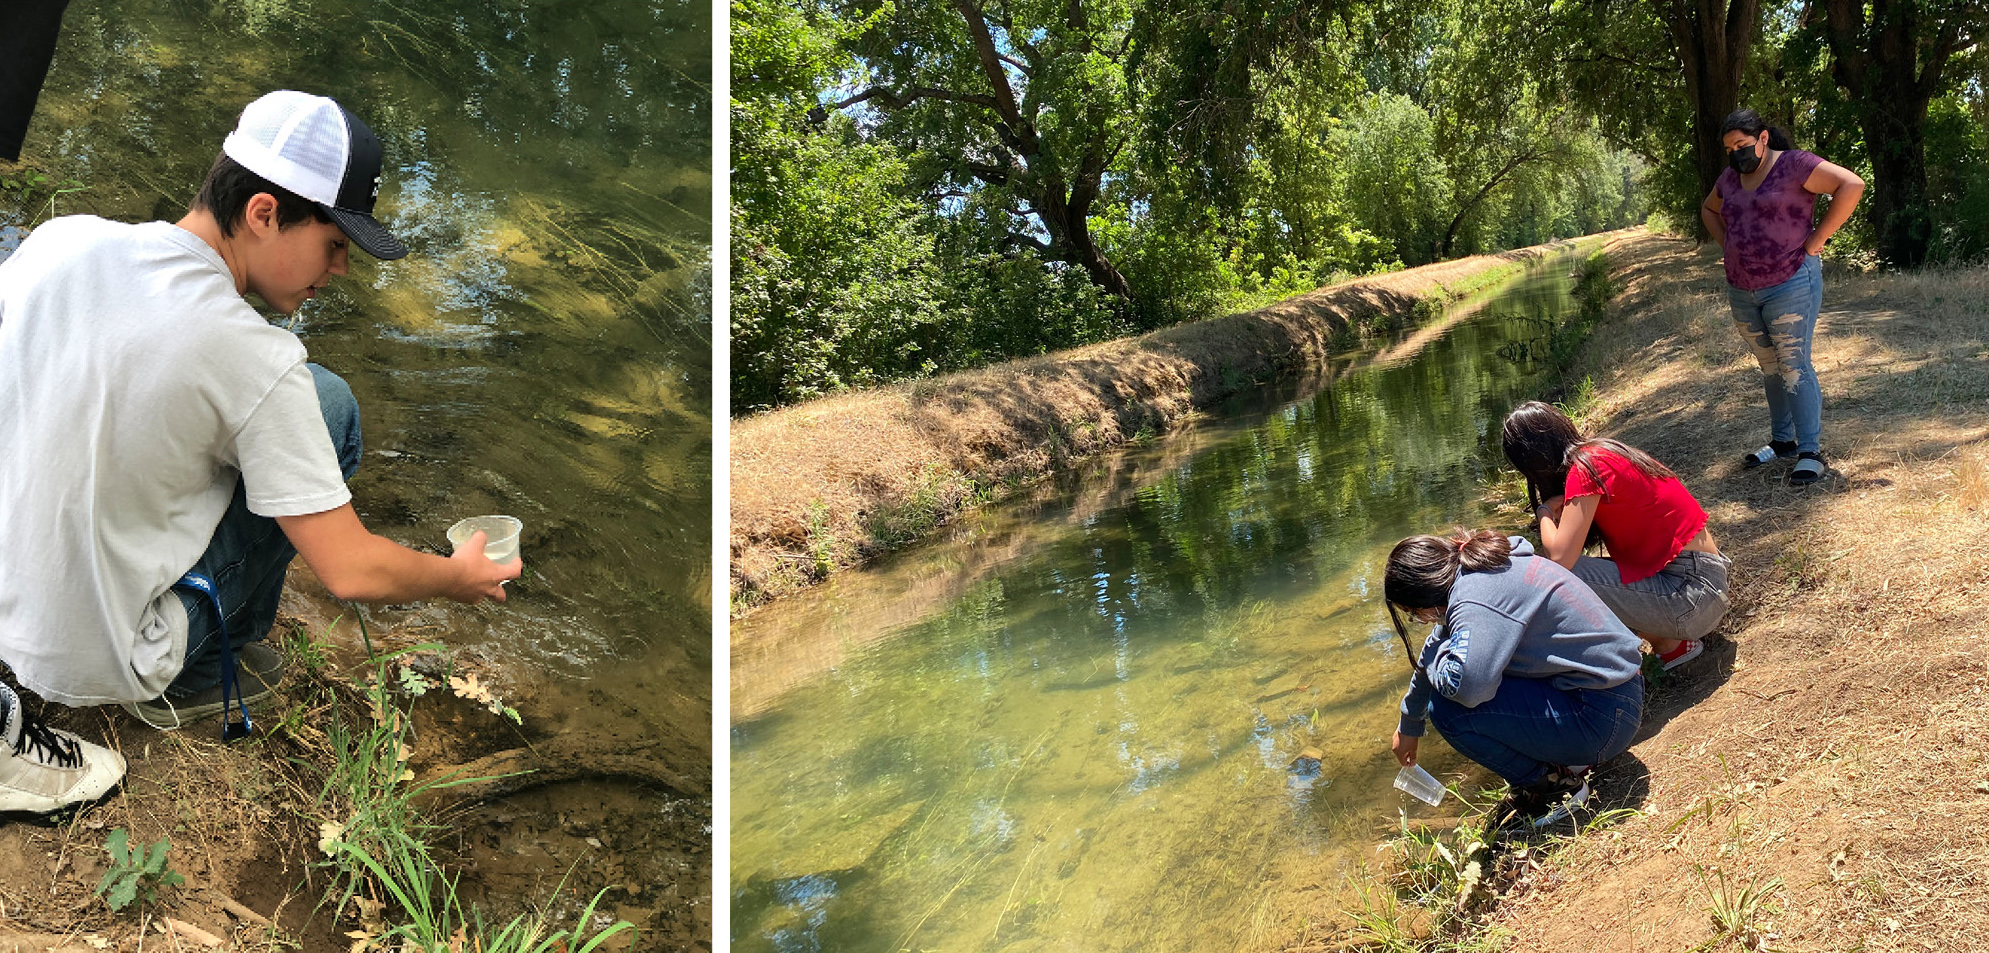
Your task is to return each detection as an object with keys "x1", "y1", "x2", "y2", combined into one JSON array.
[{"x1": 173, "y1": 571, "x2": 252, "y2": 741}]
